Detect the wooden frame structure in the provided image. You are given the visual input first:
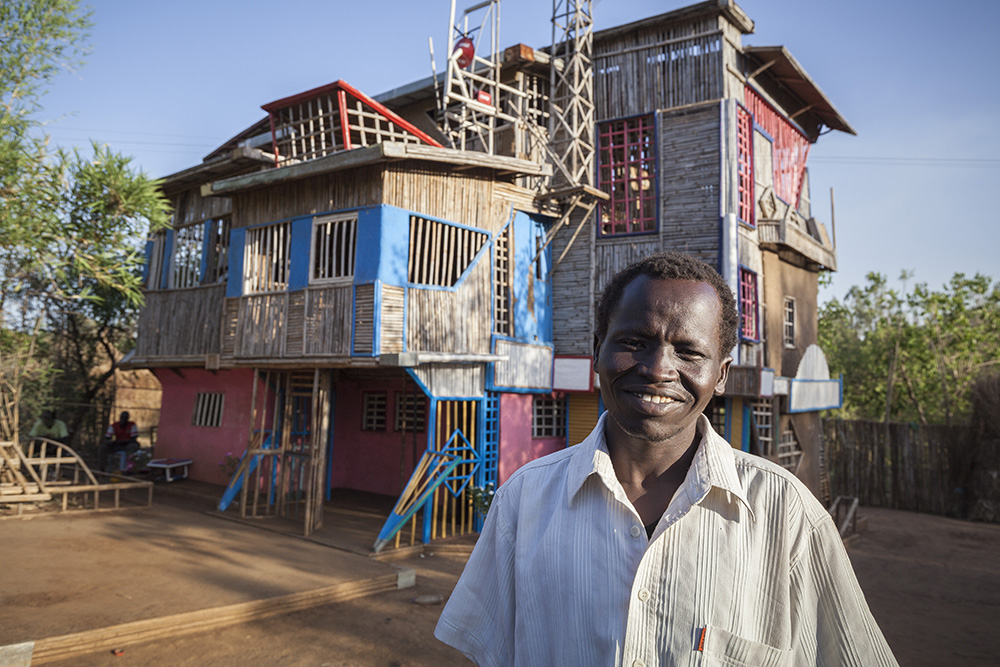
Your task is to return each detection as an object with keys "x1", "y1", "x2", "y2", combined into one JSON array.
[{"x1": 0, "y1": 439, "x2": 152, "y2": 517}]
